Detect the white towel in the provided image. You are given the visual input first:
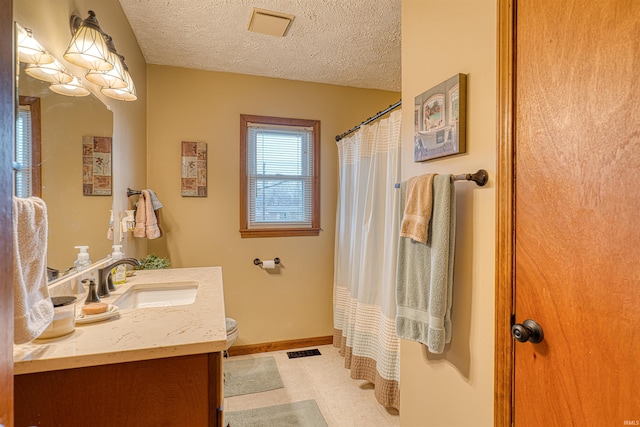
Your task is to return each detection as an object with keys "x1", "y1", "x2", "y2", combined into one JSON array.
[
  {"x1": 395, "y1": 175, "x2": 456, "y2": 354},
  {"x1": 13, "y1": 197, "x2": 54, "y2": 344}
]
